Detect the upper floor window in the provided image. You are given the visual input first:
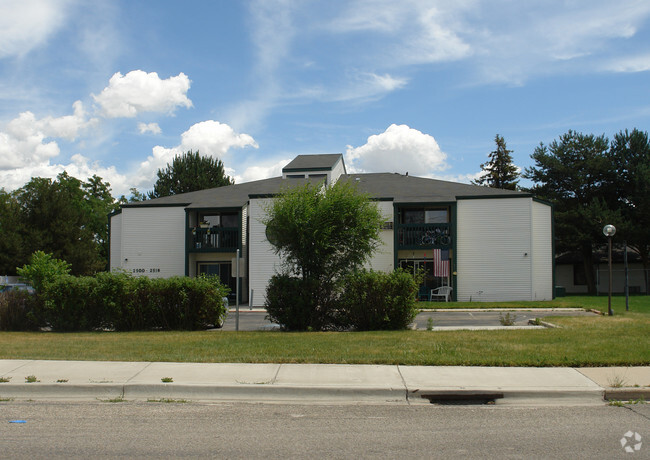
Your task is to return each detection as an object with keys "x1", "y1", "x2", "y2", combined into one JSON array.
[{"x1": 401, "y1": 208, "x2": 448, "y2": 224}]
